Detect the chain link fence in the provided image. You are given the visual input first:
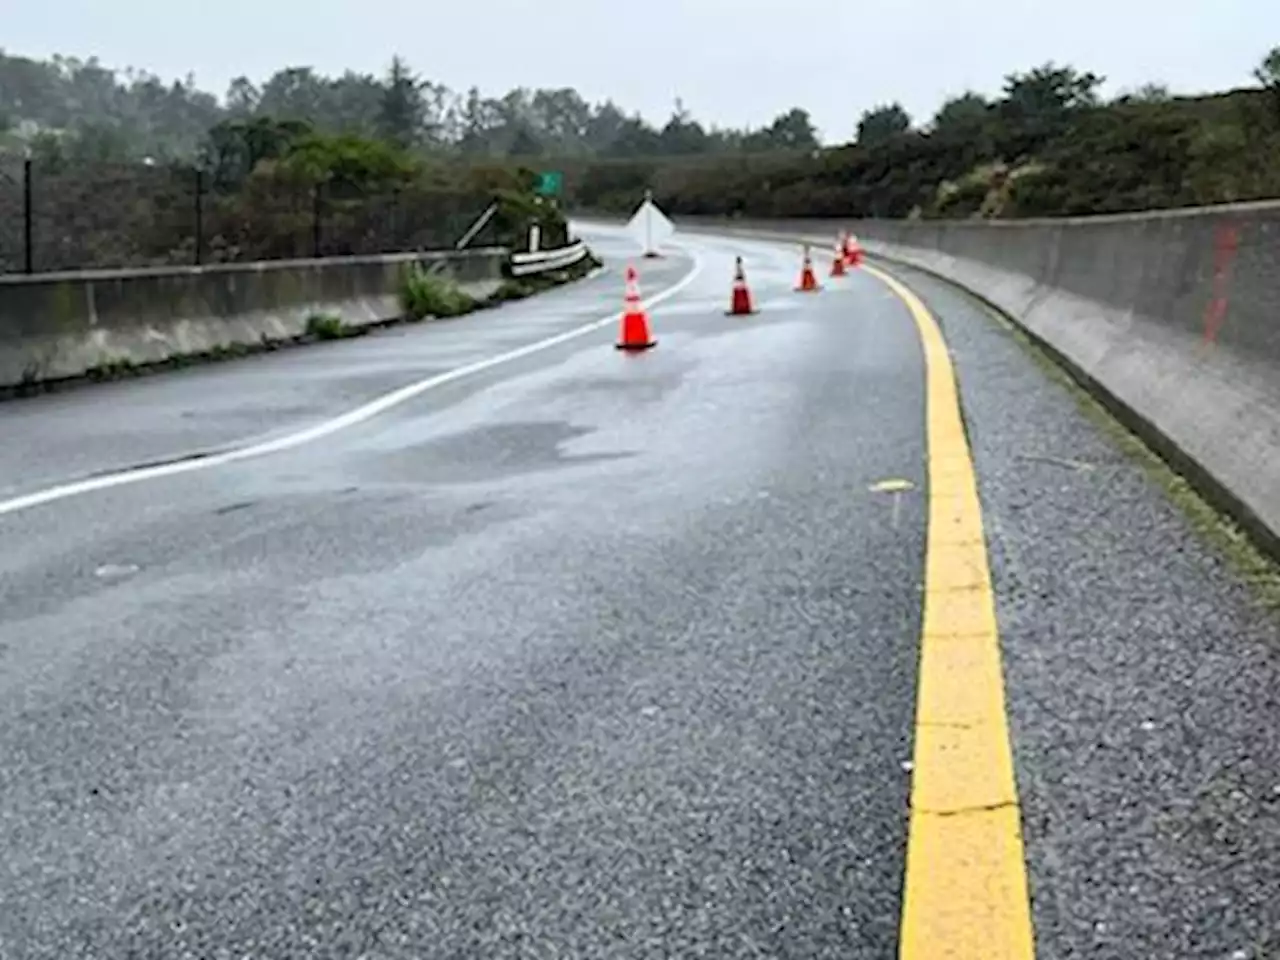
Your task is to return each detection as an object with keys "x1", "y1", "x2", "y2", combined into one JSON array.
[
  {"x1": 0, "y1": 159, "x2": 496, "y2": 275},
  {"x1": 0, "y1": 157, "x2": 28, "y2": 273}
]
